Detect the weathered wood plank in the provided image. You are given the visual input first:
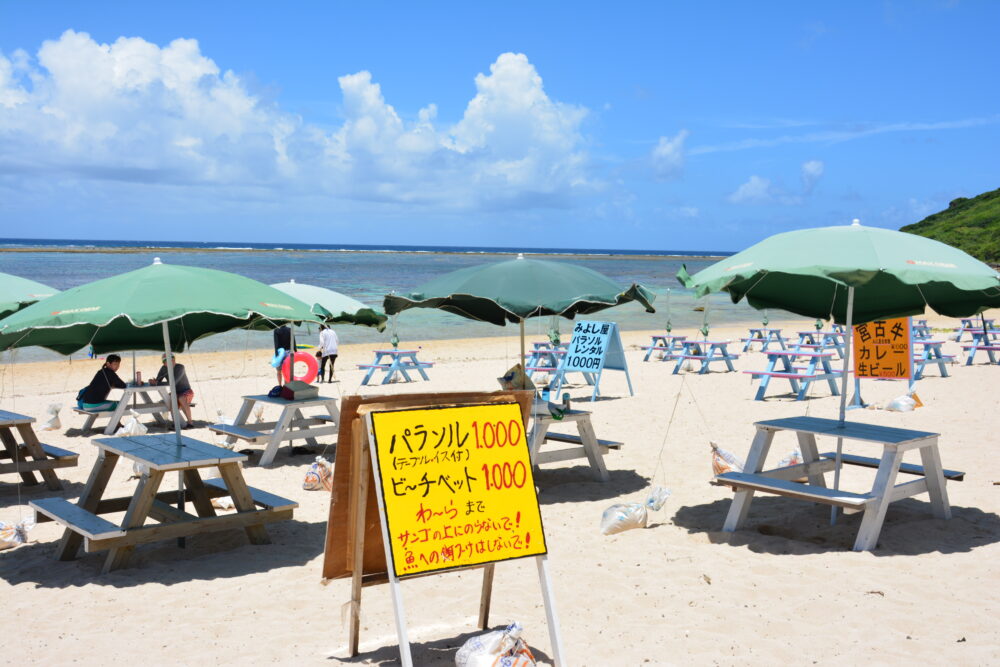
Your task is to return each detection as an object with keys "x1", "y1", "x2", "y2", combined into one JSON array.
[
  {"x1": 31, "y1": 498, "x2": 125, "y2": 540},
  {"x1": 714, "y1": 471, "x2": 875, "y2": 509}
]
